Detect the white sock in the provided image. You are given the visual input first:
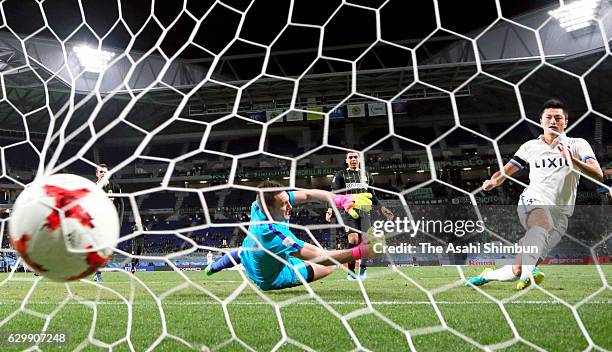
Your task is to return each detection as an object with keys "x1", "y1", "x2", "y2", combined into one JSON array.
[
  {"x1": 518, "y1": 226, "x2": 548, "y2": 282},
  {"x1": 483, "y1": 265, "x2": 518, "y2": 282},
  {"x1": 520, "y1": 265, "x2": 535, "y2": 282}
]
